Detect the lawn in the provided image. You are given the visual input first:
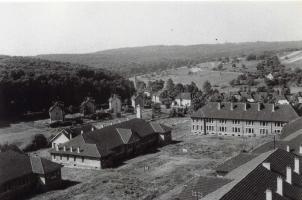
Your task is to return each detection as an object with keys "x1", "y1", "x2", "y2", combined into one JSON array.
[{"x1": 28, "y1": 117, "x2": 271, "y2": 200}]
